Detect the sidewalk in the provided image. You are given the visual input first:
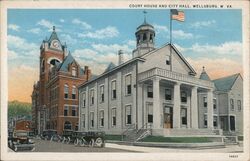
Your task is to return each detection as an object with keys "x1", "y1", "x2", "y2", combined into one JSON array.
[{"x1": 105, "y1": 143, "x2": 243, "y2": 153}]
